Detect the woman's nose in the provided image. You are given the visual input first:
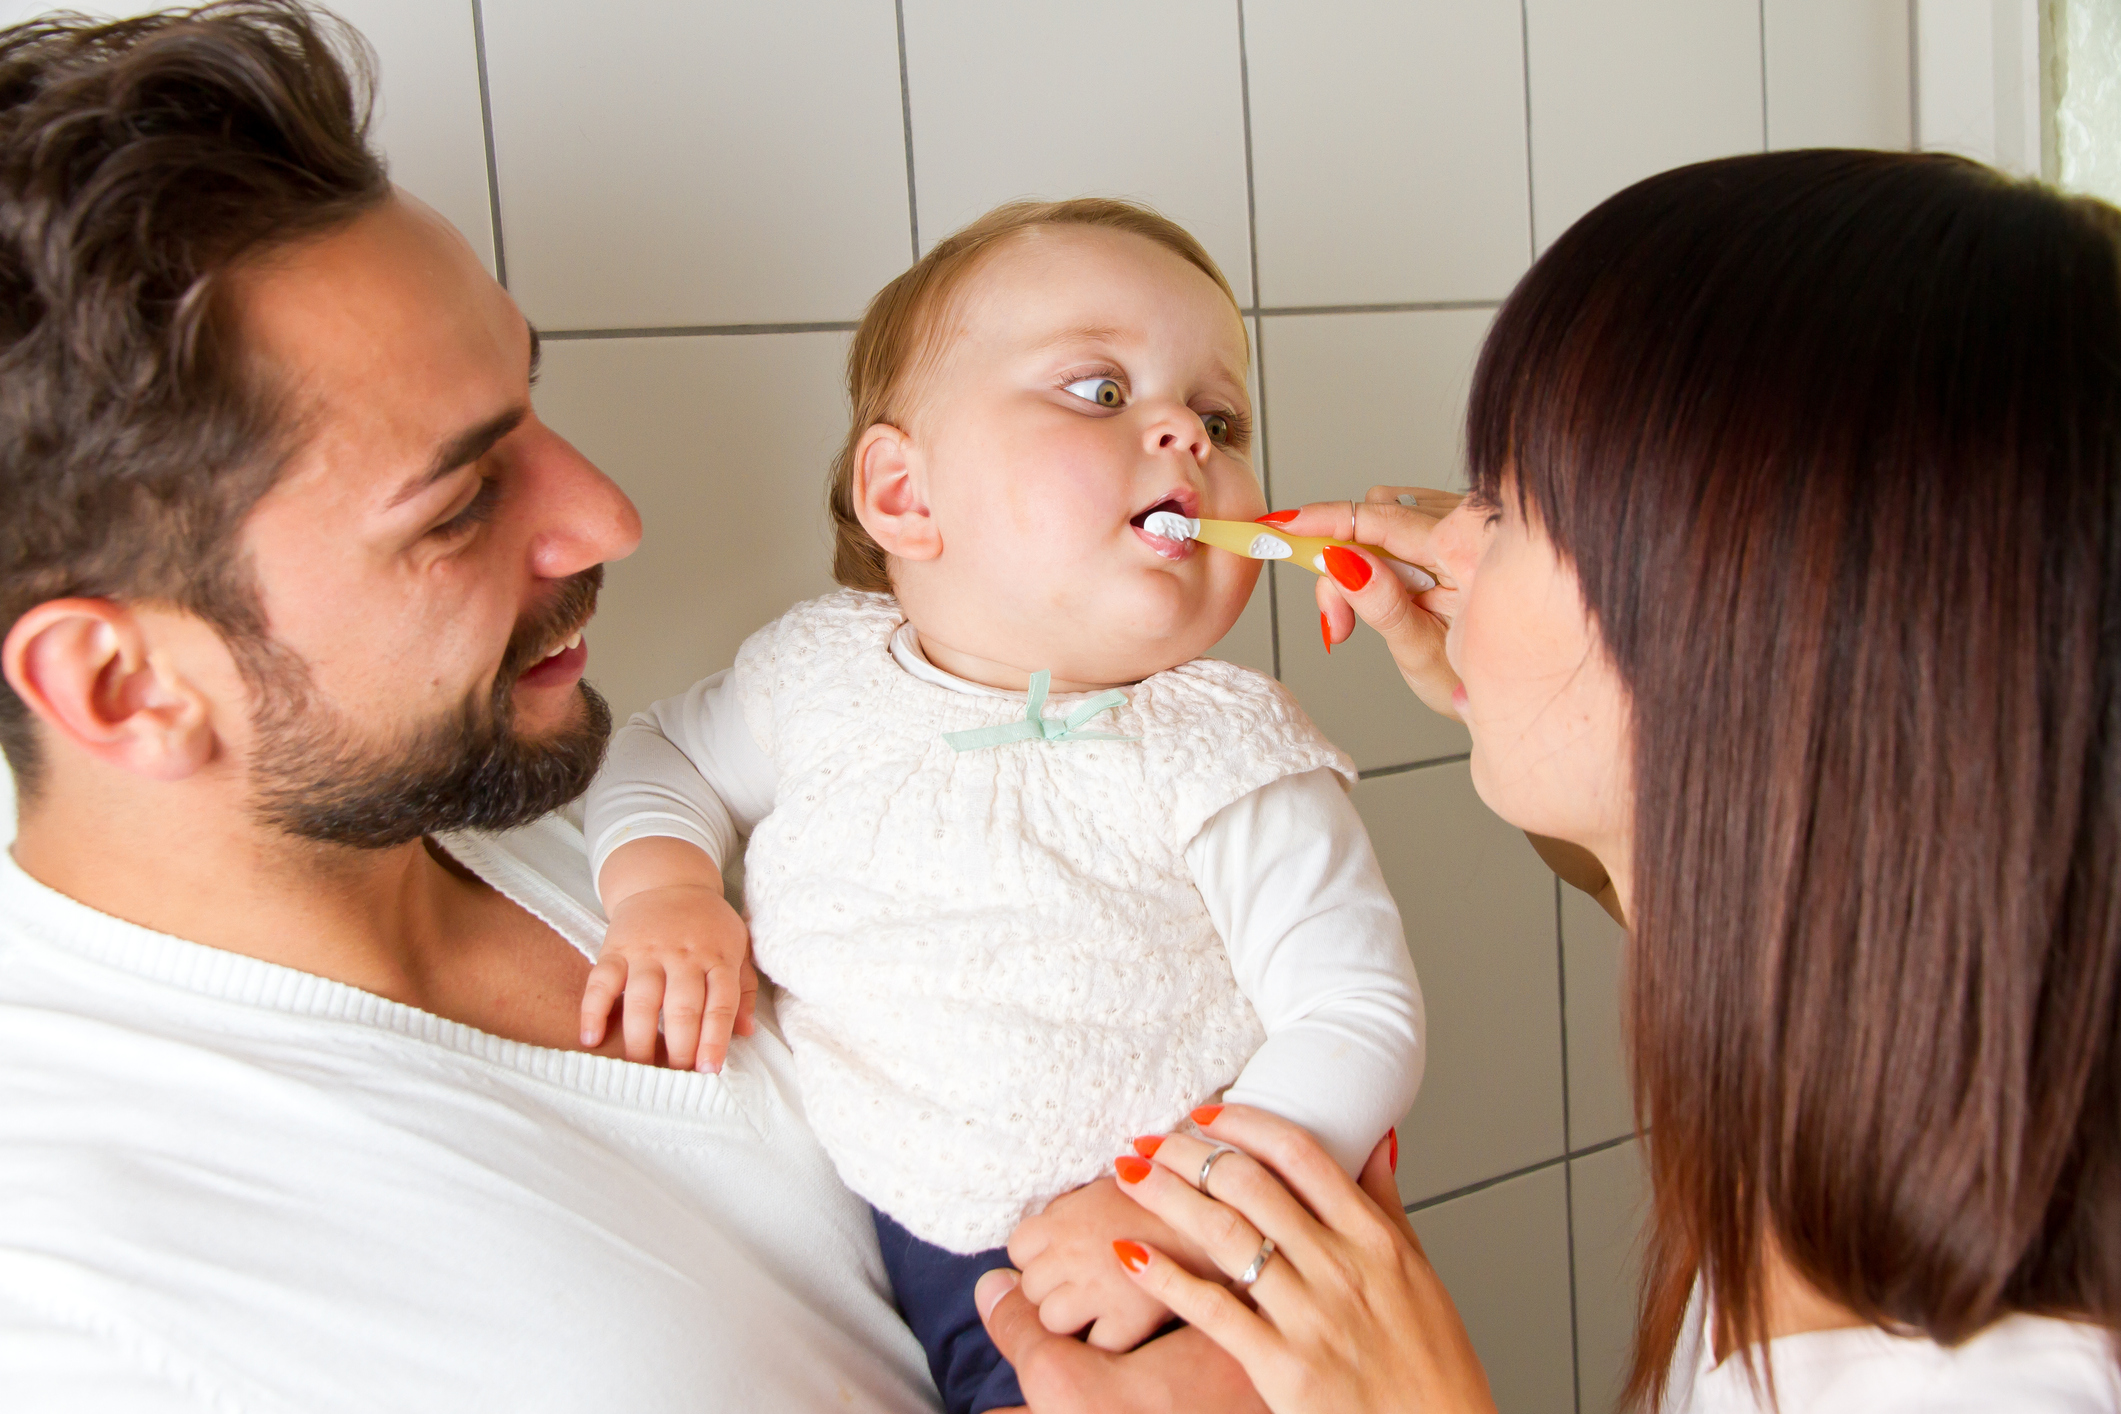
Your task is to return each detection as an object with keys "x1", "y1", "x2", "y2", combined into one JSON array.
[{"x1": 1429, "y1": 503, "x2": 1482, "y2": 587}]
